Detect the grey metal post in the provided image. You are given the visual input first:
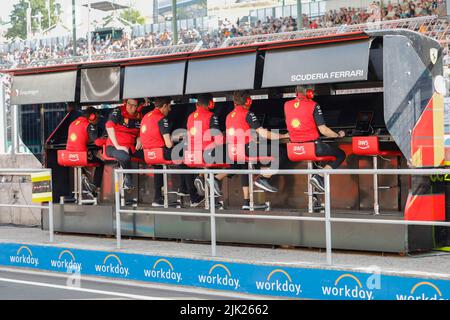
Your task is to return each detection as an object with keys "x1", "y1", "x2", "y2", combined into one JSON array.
[
  {"x1": 73, "y1": 167, "x2": 78, "y2": 201},
  {"x1": 87, "y1": 0, "x2": 92, "y2": 61},
  {"x1": 72, "y1": 0, "x2": 77, "y2": 56},
  {"x1": 163, "y1": 165, "x2": 168, "y2": 208},
  {"x1": 373, "y1": 156, "x2": 379, "y2": 215},
  {"x1": 114, "y1": 170, "x2": 122, "y2": 249},
  {"x1": 172, "y1": 0, "x2": 178, "y2": 44},
  {"x1": 204, "y1": 173, "x2": 210, "y2": 210},
  {"x1": 308, "y1": 162, "x2": 313, "y2": 213},
  {"x1": 120, "y1": 172, "x2": 125, "y2": 207},
  {"x1": 249, "y1": 162, "x2": 254, "y2": 211},
  {"x1": 77, "y1": 167, "x2": 82, "y2": 205},
  {"x1": 324, "y1": 173, "x2": 332, "y2": 265},
  {"x1": 297, "y1": 0, "x2": 303, "y2": 30},
  {"x1": 48, "y1": 169, "x2": 54, "y2": 243},
  {"x1": 209, "y1": 173, "x2": 216, "y2": 257},
  {"x1": 48, "y1": 200, "x2": 54, "y2": 243}
]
